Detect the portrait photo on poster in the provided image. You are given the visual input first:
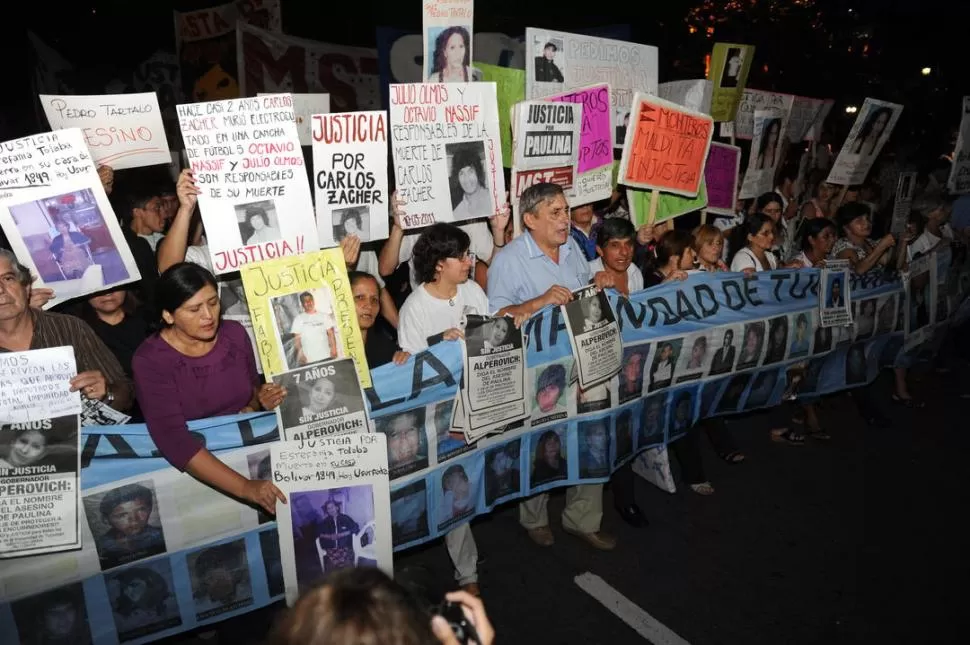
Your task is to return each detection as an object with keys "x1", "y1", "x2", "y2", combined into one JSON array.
[
  {"x1": 819, "y1": 263, "x2": 852, "y2": 327},
  {"x1": 649, "y1": 338, "x2": 683, "y2": 392},
  {"x1": 530, "y1": 426, "x2": 568, "y2": 489},
  {"x1": 719, "y1": 47, "x2": 745, "y2": 88},
  {"x1": 531, "y1": 359, "x2": 572, "y2": 426},
  {"x1": 788, "y1": 312, "x2": 814, "y2": 358},
  {"x1": 484, "y1": 438, "x2": 521, "y2": 506},
  {"x1": 270, "y1": 287, "x2": 340, "y2": 370},
  {"x1": 564, "y1": 286, "x2": 622, "y2": 392},
  {"x1": 290, "y1": 486, "x2": 377, "y2": 592},
  {"x1": 447, "y1": 141, "x2": 493, "y2": 221},
  {"x1": 763, "y1": 315, "x2": 790, "y2": 365},
  {"x1": 274, "y1": 358, "x2": 366, "y2": 440},
  {"x1": 8, "y1": 188, "x2": 130, "y2": 289},
  {"x1": 425, "y1": 25, "x2": 474, "y2": 82},
  {"x1": 854, "y1": 298, "x2": 877, "y2": 340},
  {"x1": 186, "y1": 538, "x2": 254, "y2": 620},
  {"x1": 533, "y1": 37, "x2": 565, "y2": 83},
  {"x1": 464, "y1": 315, "x2": 517, "y2": 356},
  {"x1": 0, "y1": 415, "x2": 78, "y2": 473},
  {"x1": 391, "y1": 479, "x2": 429, "y2": 547},
  {"x1": 845, "y1": 342, "x2": 868, "y2": 385},
  {"x1": 755, "y1": 118, "x2": 782, "y2": 170},
  {"x1": 247, "y1": 450, "x2": 274, "y2": 525},
  {"x1": 259, "y1": 528, "x2": 285, "y2": 598},
  {"x1": 617, "y1": 344, "x2": 649, "y2": 403},
  {"x1": 850, "y1": 105, "x2": 894, "y2": 157},
  {"x1": 235, "y1": 199, "x2": 282, "y2": 246},
  {"x1": 375, "y1": 408, "x2": 429, "y2": 480},
  {"x1": 104, "y1": 559, "x2": 182, "y2": 641},
  {"x1": 11, "y1": 581, "x2": 93, "y2": 645},
  {"x1": 736, "y1": 320, "x2": 766, "y2": 371},
  {"x1": 668, "y1": 387, "x2": 697, "y2": 439},
  {"x1": 639, "y1": 393, "x2": 667, "y2": 448},
  {"x1": 578, "y1": 417, "x2": 611, "y2": 479},
  {"x1": 613, "y1": 408, "x2": 634, "y2": 465},
  {"x1": 676, "y1": 331, "x2": 713, "y2": 383},
  {"x1": 578, "y1": 379, "x2": 612, "y2": 415},
  {"x1": 437, "y1": 460, "x2": 479, "y2": 531},
  {"x1": 83, "y1": 480, "x2": 168, "y2": 570},
  {"x1": 433, "y1": 399, "x2": 475, "y2": 464},
  {"x1": 332, "y1": 206, "x2": 371, "y2": 244},
  {"x1": 708, "y1": 326, "x2": 740, "y2": 376}
]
